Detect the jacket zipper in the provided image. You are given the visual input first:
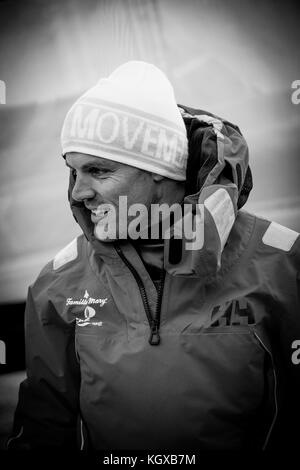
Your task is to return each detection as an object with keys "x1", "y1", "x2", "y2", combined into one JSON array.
[
  {"x1": 114, "y1": 244, "x2": 165, "y2": 346},
  {"x1": 150, "y1": 269, "x2": 166, "y2": 345}
]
